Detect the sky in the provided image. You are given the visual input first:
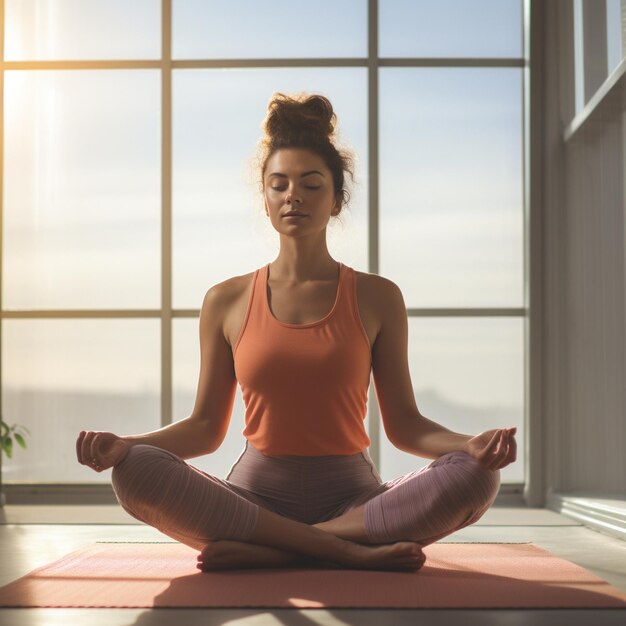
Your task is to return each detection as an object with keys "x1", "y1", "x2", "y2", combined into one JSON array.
[{"x1": 0, "y1": 0, "x2": 545, "y2": 482}]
